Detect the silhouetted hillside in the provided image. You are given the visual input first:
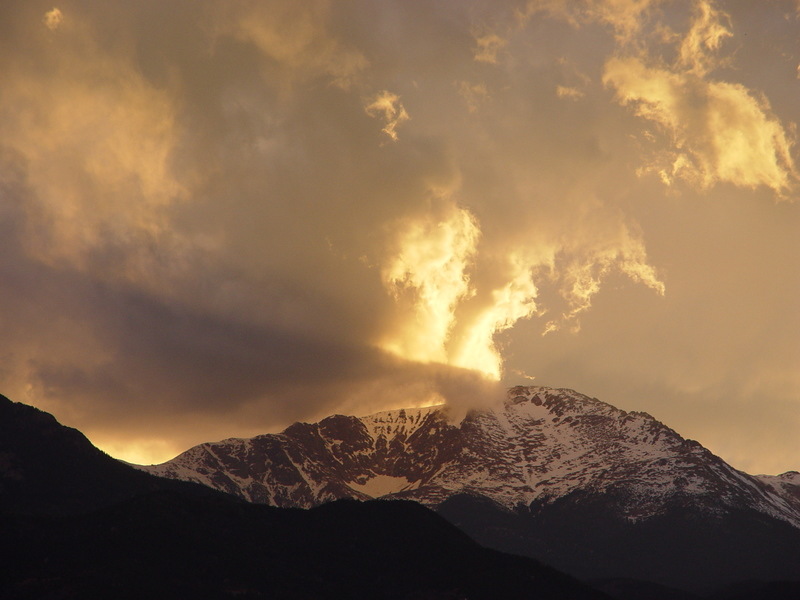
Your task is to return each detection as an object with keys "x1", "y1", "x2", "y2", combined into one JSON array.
[{"x1": 0, "y1": 394, "x2": 225, "y2": 516}]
